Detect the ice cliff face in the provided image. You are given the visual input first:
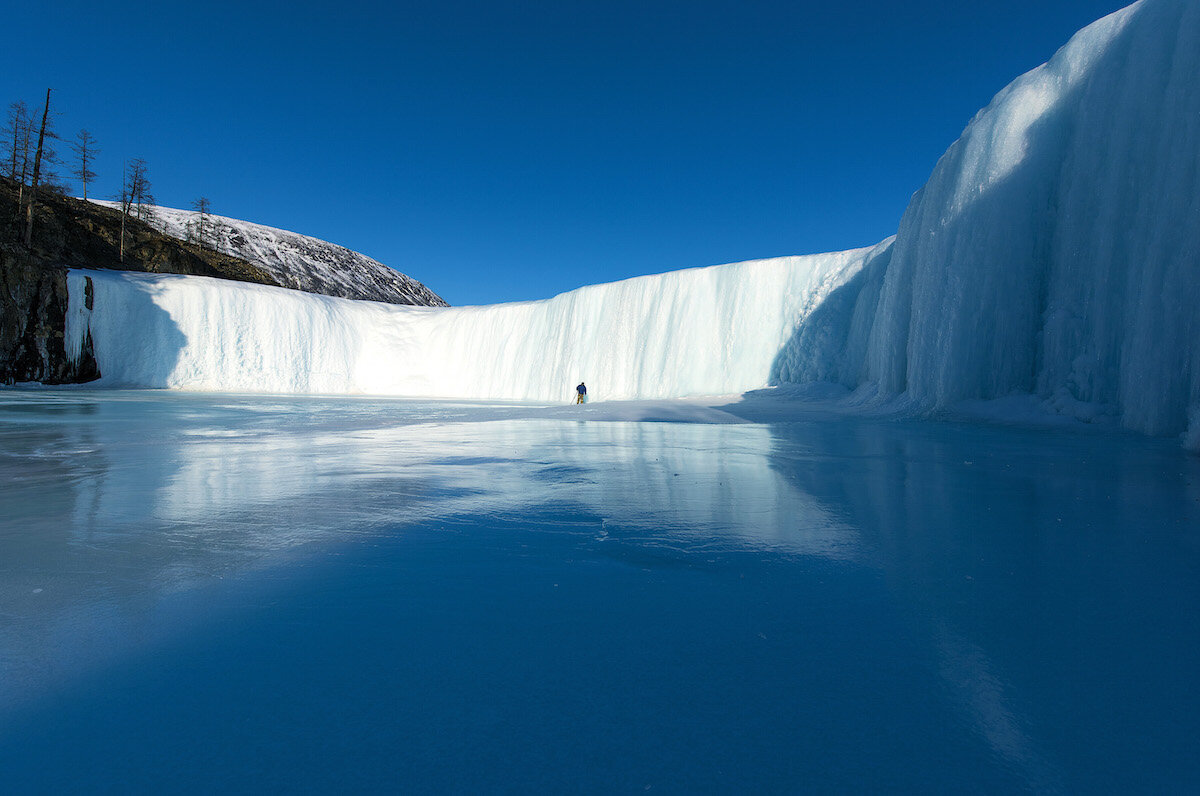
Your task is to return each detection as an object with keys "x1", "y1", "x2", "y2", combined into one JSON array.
[
  {"x1": 781, "y1": 0, "x2": 1200, "y2": 439},
  {"x1": 67, "y1": 243, "x2": 886, "y2": 400},
  {"x1": 890, "y1": 0, "x2": 1199, "y2": 437},
  {"x1": 70, "y1": 0, "x2": 1200, "y2": 446},
  {"x1": 91, "y1": 201, "x2": 447, "y2": 307}
]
